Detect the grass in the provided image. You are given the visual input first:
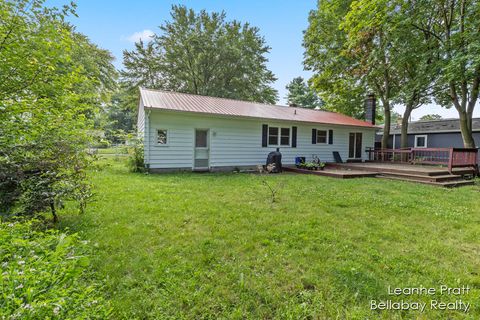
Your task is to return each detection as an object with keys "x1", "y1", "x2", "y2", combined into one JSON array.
[
  {"x1": 60, "y1": 158, "x2": 480, "y2": 319},
  {"x1": 95, "y1": 146, "x2": 128, "y2": 155}
]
